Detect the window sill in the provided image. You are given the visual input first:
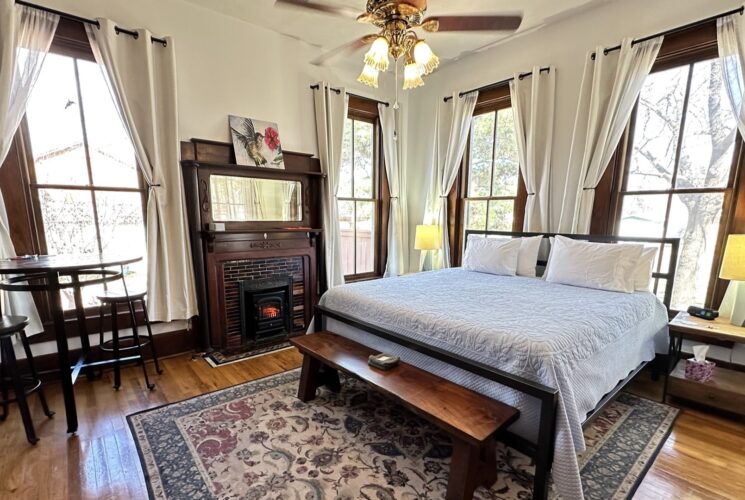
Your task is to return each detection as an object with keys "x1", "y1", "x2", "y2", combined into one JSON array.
[{"x1": 344, "y1": 274, "x2": 383, "y2": 284}]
